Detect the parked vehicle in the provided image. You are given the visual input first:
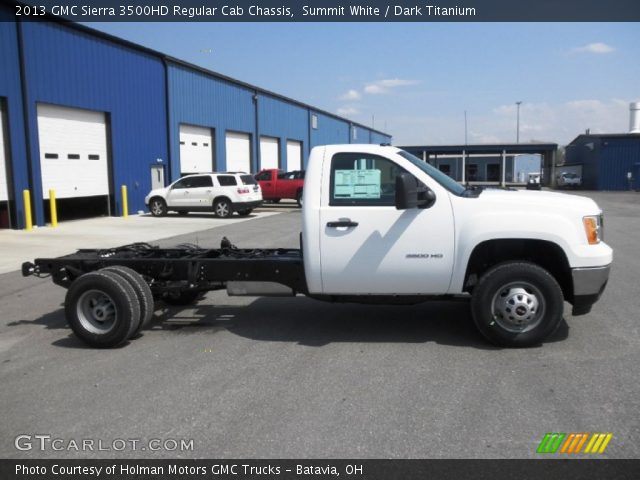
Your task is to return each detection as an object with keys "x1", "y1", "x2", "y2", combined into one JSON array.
[
  {"x1": 144, "y1": 173, "x2": 262, "y2": 218},
  {"x1": 557, "y1": 172, "x2": 582, "y2": 188},
  {"x1": 23, "y1": 144, "x2": 612, "y2": 349},
  {"x1": 526, "y1": 172, "x2": 542, "y2": 190},
  {"x1": 255, "y1": 169, "x2": 305, "y2": 206}
]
